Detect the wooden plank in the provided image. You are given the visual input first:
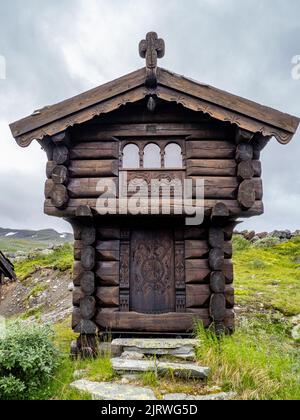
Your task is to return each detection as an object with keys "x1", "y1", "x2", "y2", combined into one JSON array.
[
  {"x1": 158, "y1": 68, "x2": 299, "y2": 134},
  {"x1": 96, "y1": 287, "x2": 119, "y2": 307},
  {"x1": 70, "y1": 142, "x2": 119, "y2": 160},
  {"x1": 185, "y1": 240, "x2": 209, "y2": 259},
  {"x1": 187, "y1": 160, "x2": 237, "y2": 177},
  {"x1": 186, "y1": 141, "x2": 236, "y2": 159},
  {"x1": 68, "y1": 161, "x2": 118, "y2": 177},
  {"x1": 98, "y1": 227, "x2": 121, "y2": 240},
  {"x1": 44, "y1": 198, "x2": 264, "y2": 218},
  {"x1": 186, "y1": 285, "x2": 211, "y2": 308},
  {"x1": 10, "y1": 68, "x2": 147, "y2": 137},
  {"x1": 95, "y1": 311, "x2": 211, "y2": 332},
  {"x1": 95, "y1": 241, "x2": 120, "y2": 261},
  {"x1": 96, "y1": 262, "x2": 119, "y2": 286},
  {"x1": 68, "y1": 177, "x2": 118, "y2": 198},
  {"x1": 72, "y1": 123, "x2": 222, "y2": 138}
]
